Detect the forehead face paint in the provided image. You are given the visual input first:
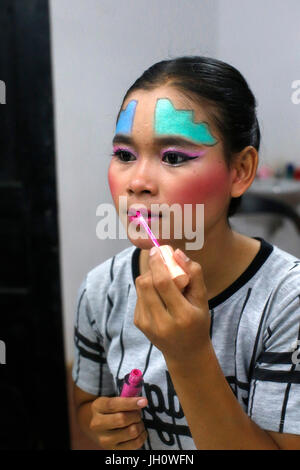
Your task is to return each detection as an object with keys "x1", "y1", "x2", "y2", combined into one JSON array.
[
  {"x1": 116, "y1": 100, "x2": 138, "y2": 134},
  {"x1": 154, "y1": 98, "x2": 217, "y2": 145}
]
